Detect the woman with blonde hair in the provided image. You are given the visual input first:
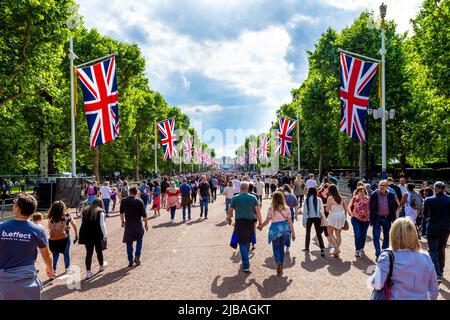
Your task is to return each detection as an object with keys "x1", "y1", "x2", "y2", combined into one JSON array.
[
  {"x1": 258, "y1": 191, "x2": 296, "y2": 275},
  {"x1": 326, "y1": 184, "x2": 347, "y2": 258},
  {"x1": 293, "y1": 174, "x2": 305, "y2": 206},
  {"x1": 370, "y1": 218, "x2": 438, "y2": 300}
]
